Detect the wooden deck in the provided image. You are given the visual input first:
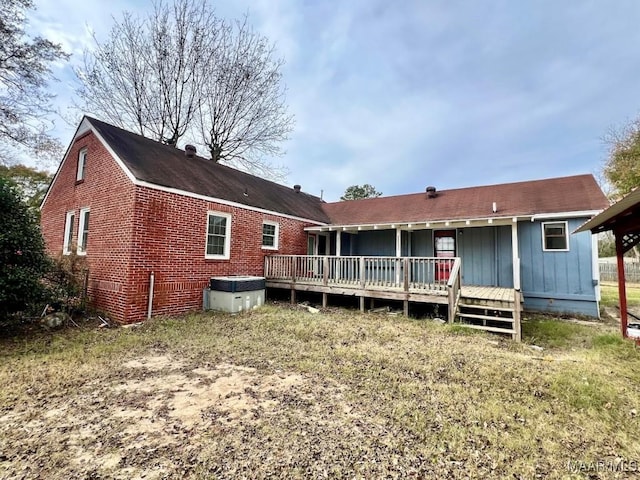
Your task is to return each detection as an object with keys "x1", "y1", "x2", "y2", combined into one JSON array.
[
  {"x1": 265, "y1": 255, "x2": 522, "y2": 341},
  {"x1": 461, "y1": 286, "x2": 517, "y2": 303}
]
